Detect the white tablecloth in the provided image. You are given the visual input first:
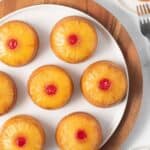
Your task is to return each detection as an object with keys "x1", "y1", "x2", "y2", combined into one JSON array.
[{"x1": 95, "y1": 0, "x2": 150, "y2": 149}]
